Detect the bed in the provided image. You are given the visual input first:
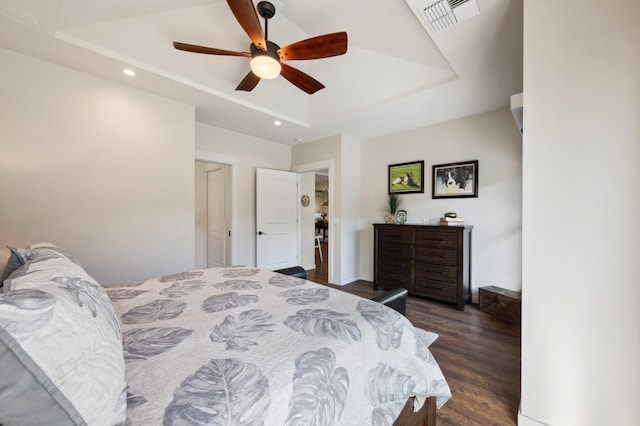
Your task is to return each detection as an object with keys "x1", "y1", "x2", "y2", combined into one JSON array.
[{"x1": 0, "y1": 243, "x2": 451, "y2": 426}]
